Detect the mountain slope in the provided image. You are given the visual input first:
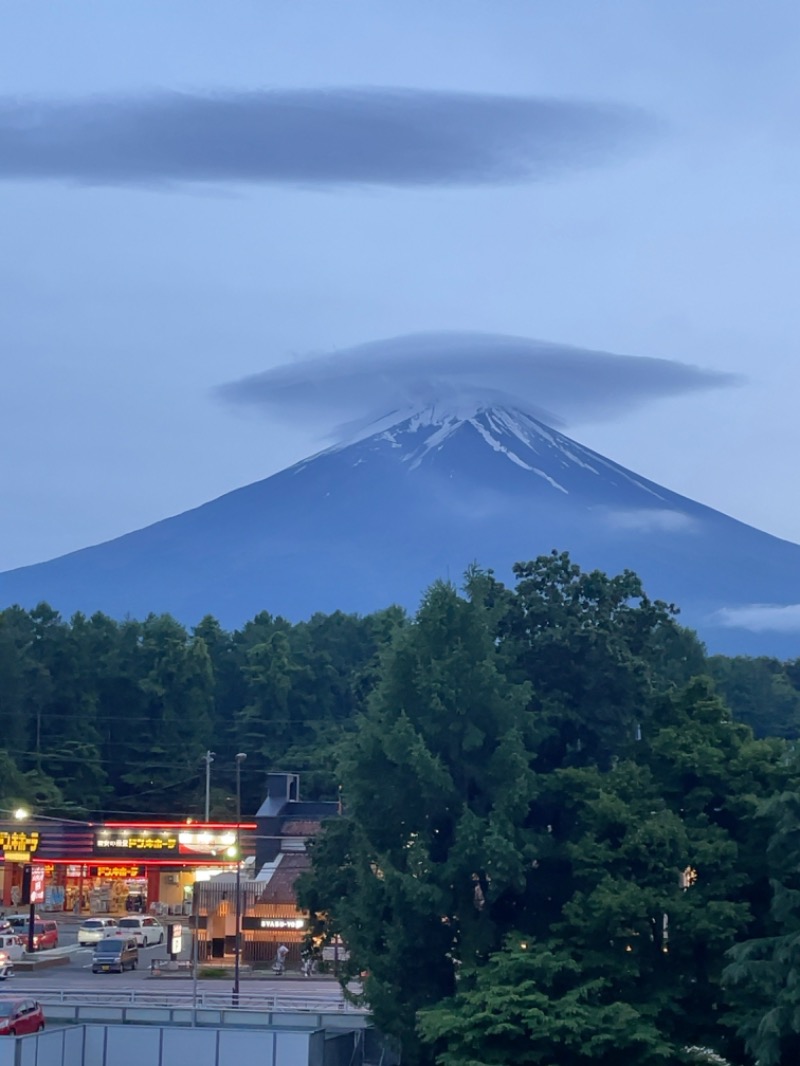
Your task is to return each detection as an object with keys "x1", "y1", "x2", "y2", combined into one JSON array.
[{"x1": 3, "y1": 405, "x2": 800, "y2": 656}]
